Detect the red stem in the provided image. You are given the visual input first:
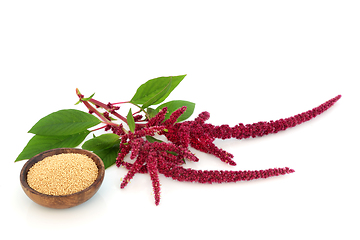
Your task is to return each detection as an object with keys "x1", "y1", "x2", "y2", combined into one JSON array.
[
  {"x1": 88, "y1": 98, "x2": 108, "y2": 108},
  {"x1": 112, "y1": 101, "x2": 130, "y2": 105},
  {"x1": 113, "y1": 112, "x2": 128, "y2": 124},
  {"x1": 76, "y1": 90, "x2": 118, "y2": 127},
  {"x1": 90, "y1": 125, "x2": 107, "y2": 132},
  {"x1": 82, "y1": 101, "x2": 118, "y2": 127},
  {"x1": 89, "y1": 98, "x2": 128, "y2": 123}
]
